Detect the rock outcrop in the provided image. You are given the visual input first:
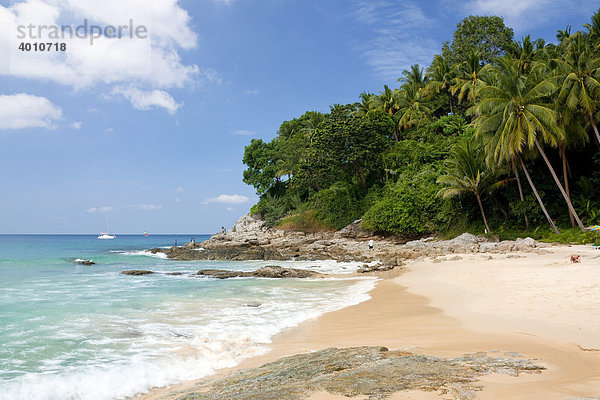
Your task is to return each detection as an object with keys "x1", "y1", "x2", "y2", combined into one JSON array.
[
  {"x1": 197, "y1": 266, "x2": 324, "y2": 279},
  {"x1": 75, "y1": 259, "x2": 95, "y2": 265},
  {"x1": 171, "y1": 346, "x2": 544, "y2": 400},
  {"x1": 121, "y1": 270, "x2": 155, "y2": 276},
  {"x1": 149, "y1": 214, "x2": 552, "y2": 269}
]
